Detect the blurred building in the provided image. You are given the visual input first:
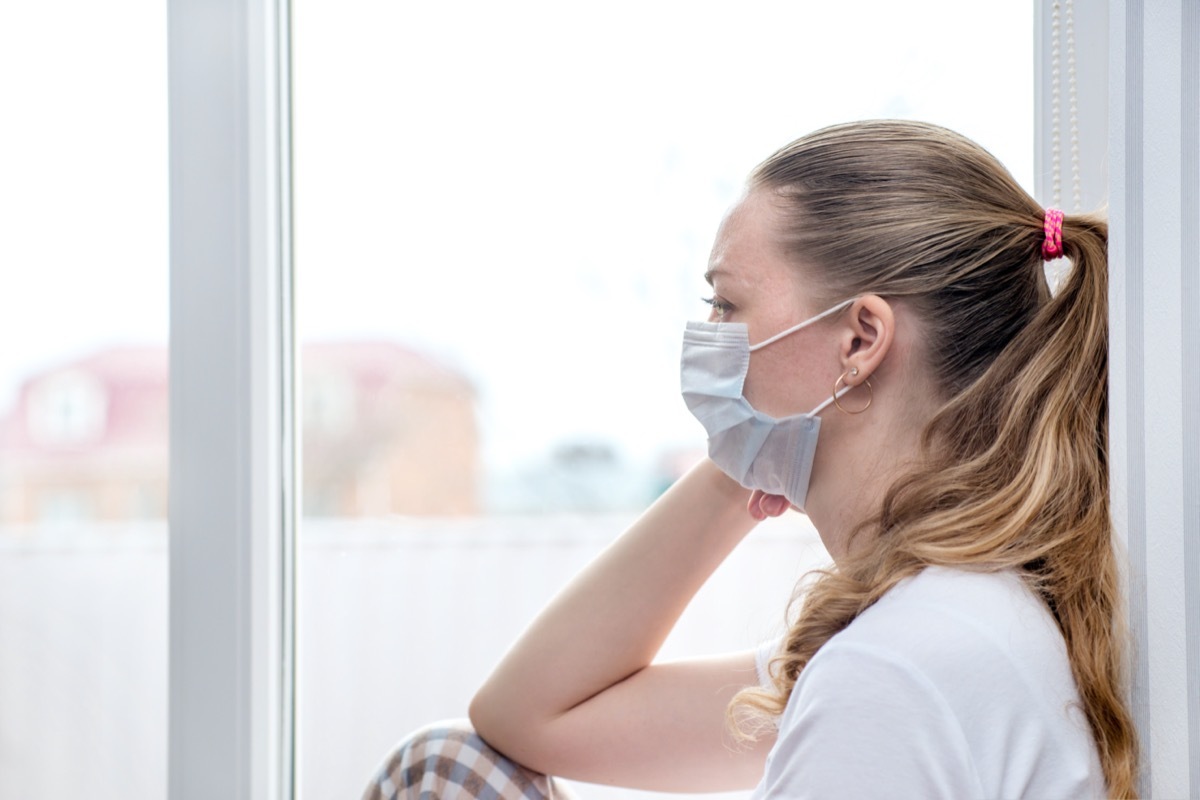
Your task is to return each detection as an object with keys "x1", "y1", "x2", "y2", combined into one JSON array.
[
  {"x1": 0, "y1": 341, "x2": 479, "y2": 525},
  {"x1": 0, "y1": 347, "x2": 168, "y2": 524},
  {"x1": 302, "y1": 341, "x2": 478, "y2": 517}
]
